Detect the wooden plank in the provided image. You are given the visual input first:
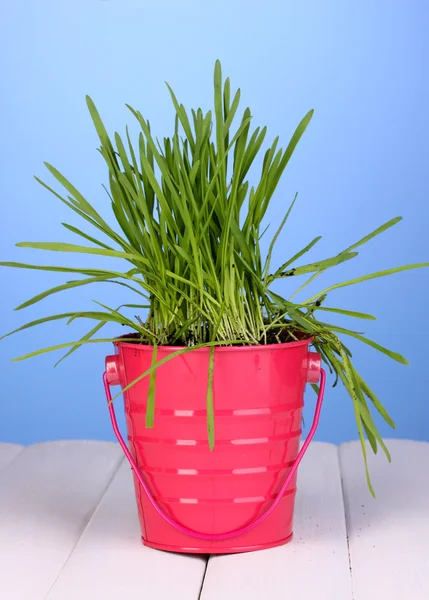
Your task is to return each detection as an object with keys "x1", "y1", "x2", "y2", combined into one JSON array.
[
  {"x1": 0, "y1": 442, "x2": 24, "y2": 471},
  {"x1": 201, "y1": 442, "x2": 353, "y2": 600},
  {"x1": 46, "y1": 461, "x2": 208, "y2": 600},
  {"x1": 0, "y1": 441, "x2": 122, "y2": 600},
  {"x1": 340, "y1": 439, "x2": 429, "y2": 600}
]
